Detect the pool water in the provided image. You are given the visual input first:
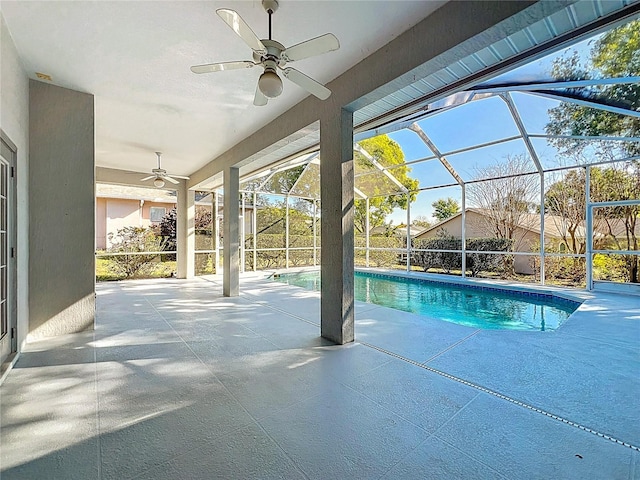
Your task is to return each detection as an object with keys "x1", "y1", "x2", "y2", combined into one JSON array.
[{"x1": 272, "y1": 270, "x2": 579, "y2": 331}]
